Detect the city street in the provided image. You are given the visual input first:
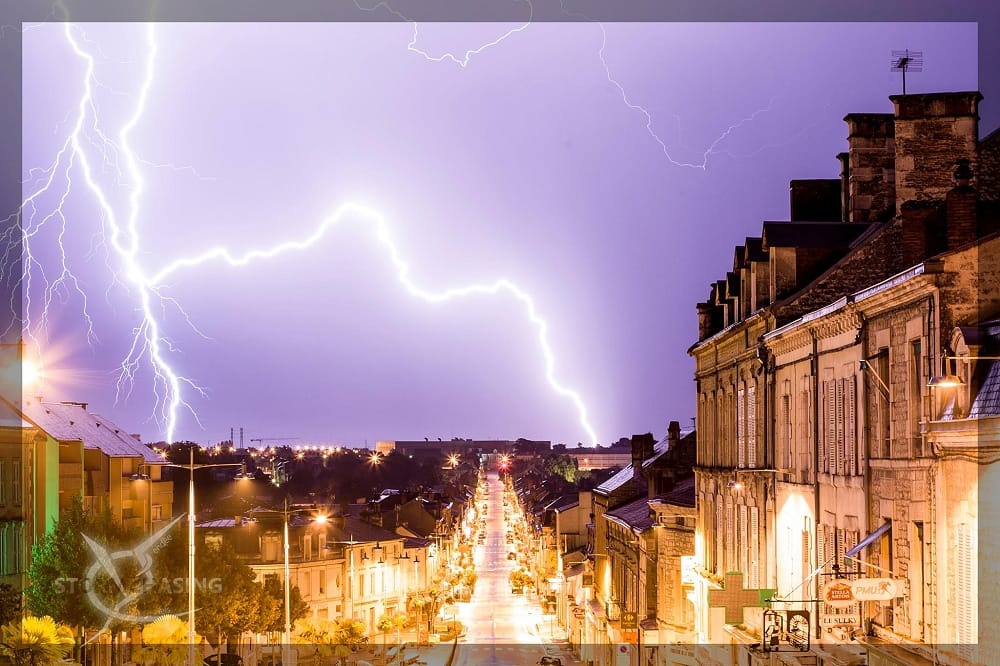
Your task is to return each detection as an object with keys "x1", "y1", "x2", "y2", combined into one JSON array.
[{"x1": 416, "y1": 469, "x2": 577, "y2": 666}]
